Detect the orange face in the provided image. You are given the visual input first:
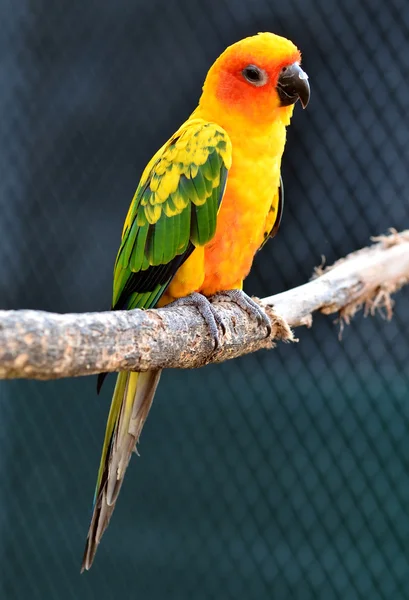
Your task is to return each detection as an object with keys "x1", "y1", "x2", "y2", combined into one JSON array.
[{"x1": 202, "y1": 33, "x2": 309, "y2": 124}]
